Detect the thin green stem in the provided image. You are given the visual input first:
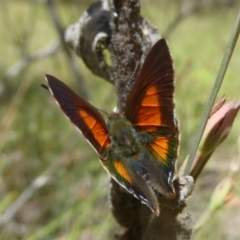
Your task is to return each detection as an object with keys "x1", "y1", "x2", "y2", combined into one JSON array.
[{"x1": 184, "y1": 10, "x2": 240, "y2": 175}]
